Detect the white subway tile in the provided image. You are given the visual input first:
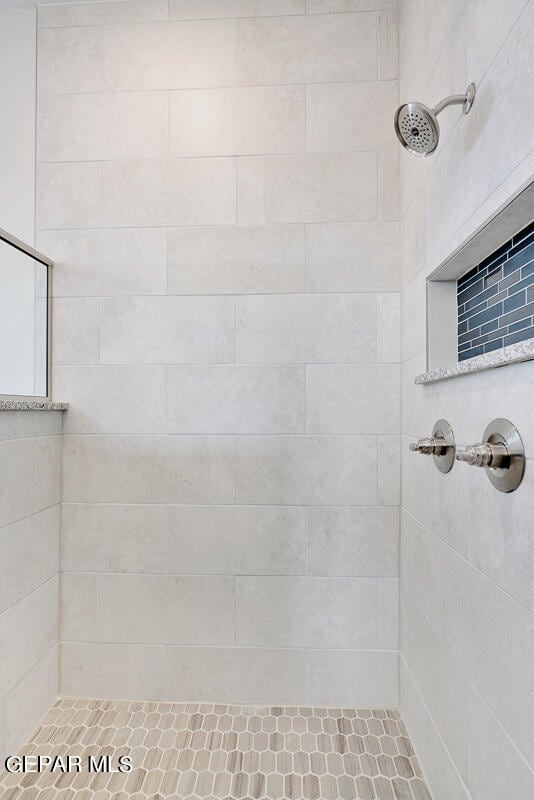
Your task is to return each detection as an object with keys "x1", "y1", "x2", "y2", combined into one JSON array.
[
  {"x1": 38, "y1": 92, "x2": 168, "y2": 162},
  {"x1": 306, "y1": 222, "x2": 400, "y2": 292},
  {"x1": 62, "y1": 435, "x2": 236, "y2": 504},
  {"x1": 60, "y1": 573, "x2": 97, "y2": 643},
  {"x1": 52, "y1": 298, "x2": 100, "y2": 366},
  {"x1": 238, "y1": 153, "x2": 377, "y2": 224},
  {"x1": 102, "y1": 158, "x2": 236, "y2": 228},
  {"x1": 307, "y1": 506, "x2": 399, "y2": 577},
  {"x1": 166, "y1": 365, "x2": 305, "y2": 433},
  {"x1": 236, "y1": 576, "x2": 377, "y2": 648},
  {"x1": 98, "y1": 574, "x2": 235, "y2": 645},
  {"x1": 168, "y1": 225, "x2": 306, "y2": 294},
  {"x1": 235, "y1": 435, "x2": 377, "y2": 505},
  {"x1": 307, "y1": 364, "x2": 400, "y2": 433},
  {"x1": 305, "y1": 649, "x2": 398, "y2": 707},
  {"x1": 170, "y1": 0, "x2": 305, "y2": 19},
  {"x1": 62, "y1": 504, "x2": 306, "y2": 576},
  {"x1": 307, "y1": 81, "x2": 398, "y2": 152},
  {"x1": 237, "y1": 294, "x2": 377, "y2": 363},
  {"x1": 169, "y1": 86, "x2": 305, "y2": 157},
  {"x1": 36, "y1": 163, "x2": 101, "y2": 230},
  {"x1": 54, "y1": 366, "x2": 166, "y2": 434},
  {"x1": 238, "y1": 13, "x2": 377, "y2": 85},
  {"x1": 100, "y1": 296, "x2": 235, "y2": 365},
  {"x1": 38, "y1": 228, "x2": 167, "y2": 298}
]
